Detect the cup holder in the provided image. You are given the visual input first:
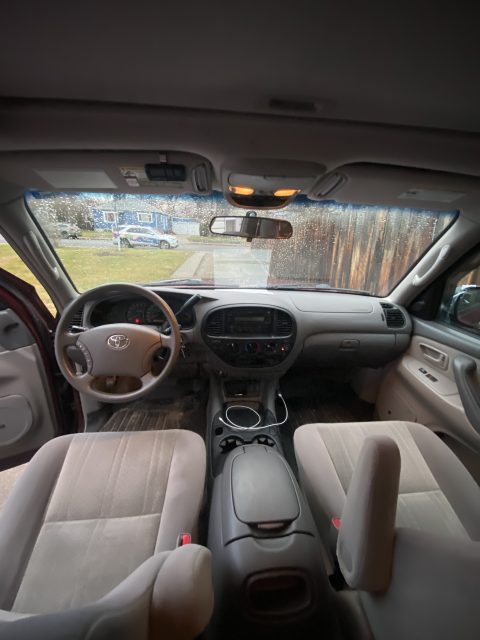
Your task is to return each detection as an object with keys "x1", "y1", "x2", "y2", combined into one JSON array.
[
  {"x1": 219, "y1": 435, "x2": 245, "y2": 453},
  {"x1": 219, "y1": 434, "x2": 277, "y2": 454},
  {"x1": 252, "y1": 435, "x2": 276, "y2": 447}
]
